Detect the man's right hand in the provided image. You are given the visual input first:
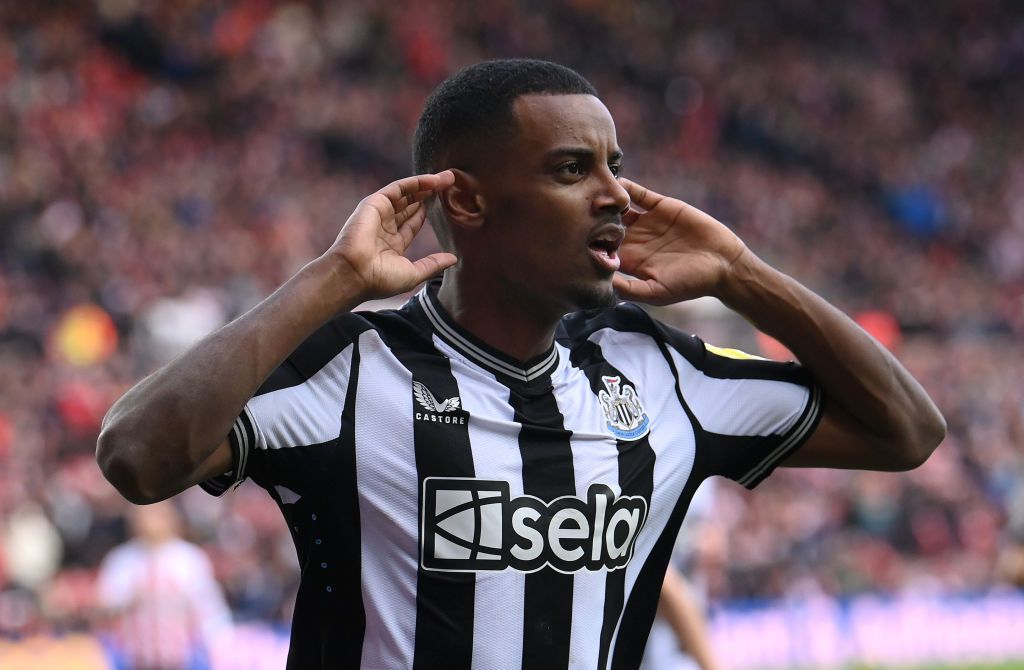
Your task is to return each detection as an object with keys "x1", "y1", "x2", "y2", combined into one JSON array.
[{"x1": 327, "y1": 171, "x2": 458, "y2": 305}]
